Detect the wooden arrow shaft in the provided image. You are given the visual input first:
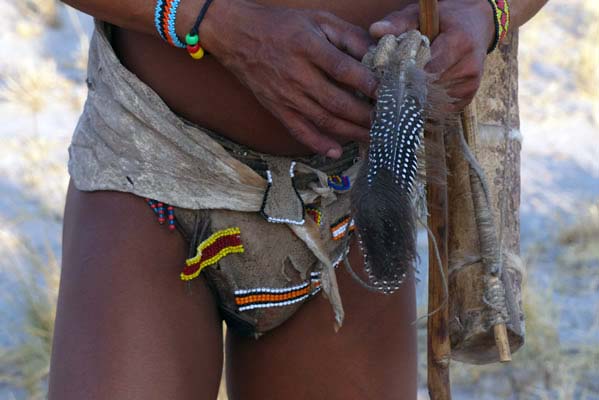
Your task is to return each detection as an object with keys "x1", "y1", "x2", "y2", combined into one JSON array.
[
  {"x1": 419, "y1": 0, "x2": 439, "y2": 39},
  {"x1": 420, "y1": 1, "x2": 452, "y2": 399}
]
